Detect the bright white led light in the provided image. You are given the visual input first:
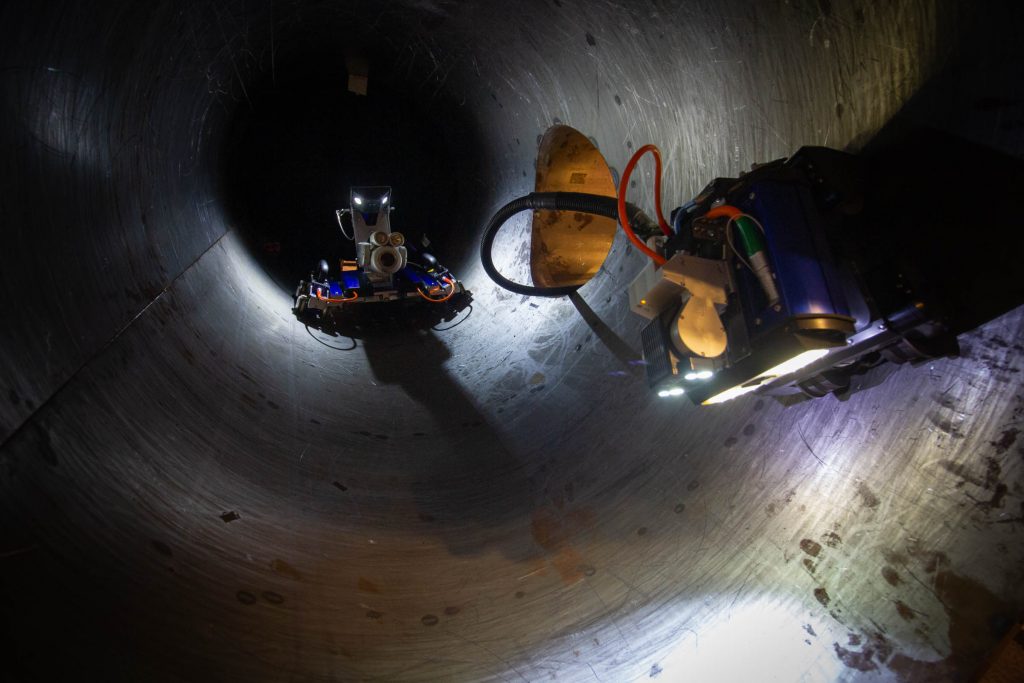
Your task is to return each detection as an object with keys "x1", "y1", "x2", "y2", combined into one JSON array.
[
  {"x1": 702, "y1": 348, "x2": 831, "y2": 405},
  {"x1": 684, "y1": 372, "x2": 698, "y2": 381},
  {"x1": 695, "y1": 370, "x2": 713, "y2": 380},
  {"x1": 763, "y1": 348, "x2": 831, "y2": 377},
  {"x1": 657, "y1": 389, "x2": 672, "y2": 398},
  {"x1": 381, "y1": 195, "x2": 389, "y2": 204},
  {"x1": 353, "y1": 196, "x2": 363, "y2": 206},
  {"x1": 668, "y1": 387, "x2": 685, "y2": 396},
  {"x1": 701, "y1": 382, "x2": 761, "y2": 405}
]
